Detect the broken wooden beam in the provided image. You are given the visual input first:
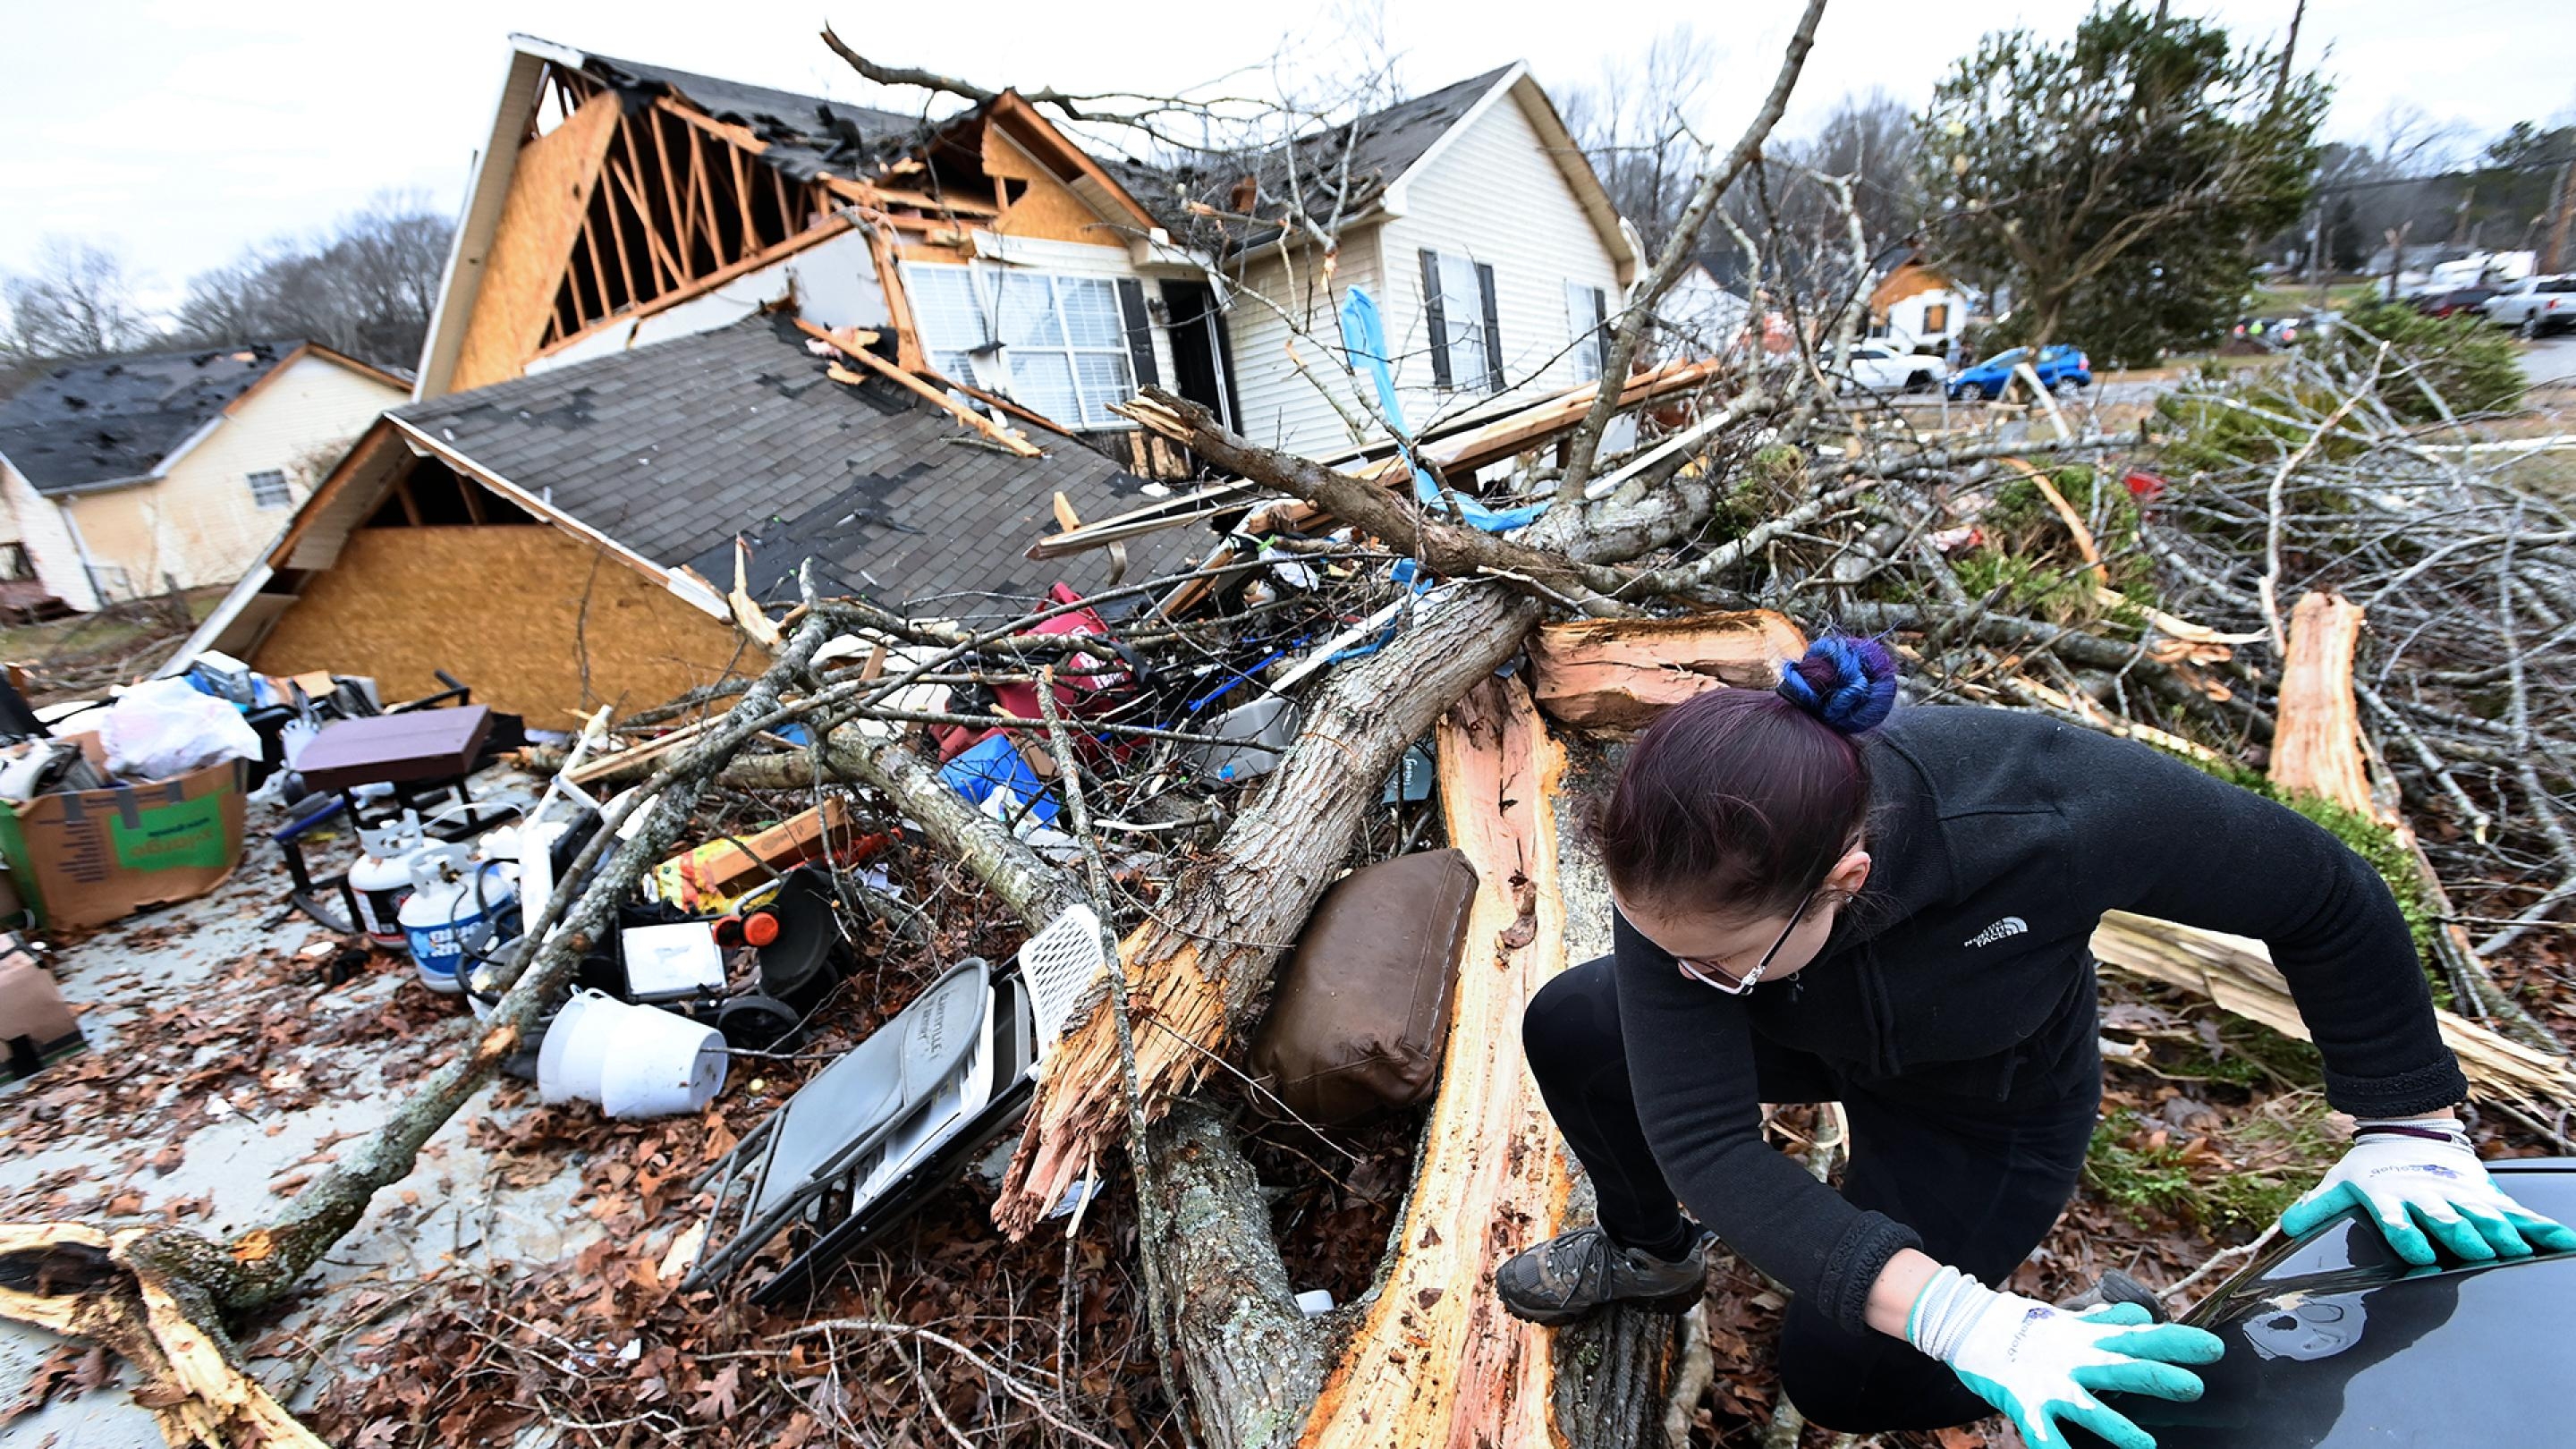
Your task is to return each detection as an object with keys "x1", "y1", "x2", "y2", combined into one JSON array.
[
  {"x1": 1296, "y1": 672, "x2": 1572, "y2": 1446},
  {"x1": 1525, "y1": 609, "x2": 1808, "y2": 731},
  {"x1": 799, "y1": 317, "x2": 1042, "y2": 456},
  {"x1": 2090, "y1": 911, "x2": 2576, "y2": 1118}
]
